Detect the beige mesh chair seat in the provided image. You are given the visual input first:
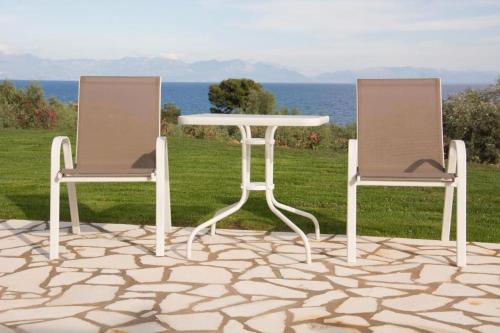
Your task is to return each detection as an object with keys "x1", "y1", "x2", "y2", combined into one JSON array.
[
  {"x1": 61, "y1": 168, "x2": 155, "y2": 177},
  {"x1": 347, "y1": 78, "x2": 467, "y2": 267},
  {"x1": 359, "y1": 171, "x2": 455, "y2": 182},
  {"x1": 49, "y1": 76, "x2": 171, "y2": 260}
]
